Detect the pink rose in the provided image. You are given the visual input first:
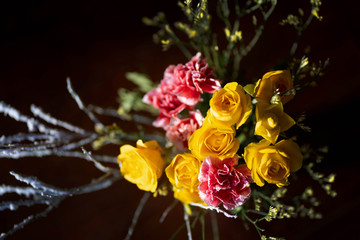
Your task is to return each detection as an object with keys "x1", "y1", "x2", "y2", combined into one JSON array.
[
  {"x1": 165, "y1": 110, "x2": 204, "y2": 152},
  {"x1": 198, "y1": 156, "x2": 252, "y2": 210}
]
